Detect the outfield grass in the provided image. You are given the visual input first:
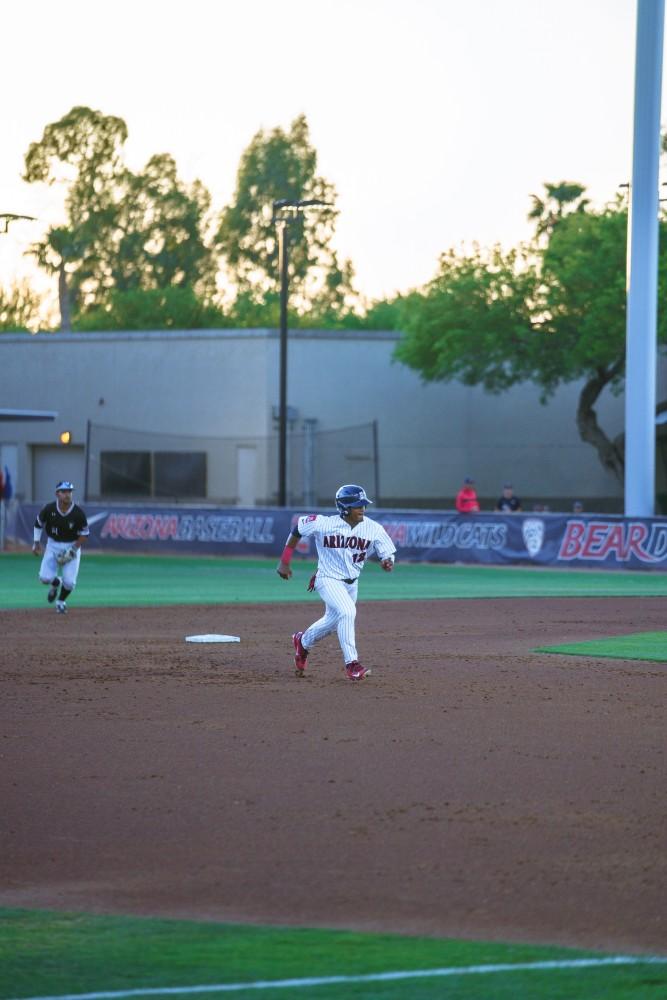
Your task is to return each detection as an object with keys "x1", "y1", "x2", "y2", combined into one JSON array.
[
  {"x1": 1, "y1": 909, "x2": 665, "y2": 1000},
  {"x1": 2, "y1": 552, "x2": 667, "y2": 610}
]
